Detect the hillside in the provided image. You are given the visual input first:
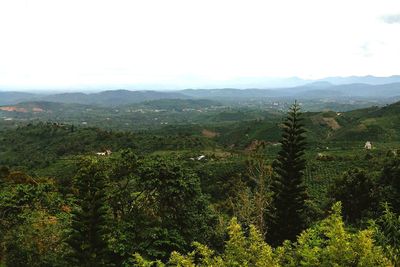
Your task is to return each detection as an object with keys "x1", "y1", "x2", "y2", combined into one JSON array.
[
  {"x1": 124, "y1": 98, "x2": 223, "y2": 111},
  {"x1": 211, "y1": 100, "x2": 400, "y2": 148},
  {"x1": 1, "y1": 80, "x2": 400, "y2": 108},
  {"x1": 42, "y1": 90, "x2": 190, "y2": 106},
  {"x1": 3, "y1": 99, "x2": 400, "y2": 147},
  {"x1": 0, "y1": 101, "x2": 100, "y2": 113},
  {"x1": 0, "y1": 101, "x2": 116, "y2": 125},
  {"x1": 0, "y1": 92, "x2": 38, "y2": 105},
  {"x1": 329, "y1": 101, "x2": 400, "y2": 141},
  {"x1": 0, "y1": 122, "x2": 215, "y2": 172},
  {"x1": 182, "y1": 83, "x2": 400, "y2": 100}
]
